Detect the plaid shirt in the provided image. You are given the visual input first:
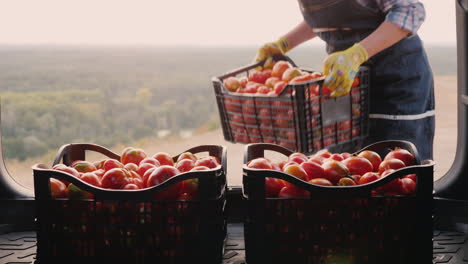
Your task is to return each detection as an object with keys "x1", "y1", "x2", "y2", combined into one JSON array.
[{"x1": 356, "y1": 0, "x2": 425, "y2": 34}]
